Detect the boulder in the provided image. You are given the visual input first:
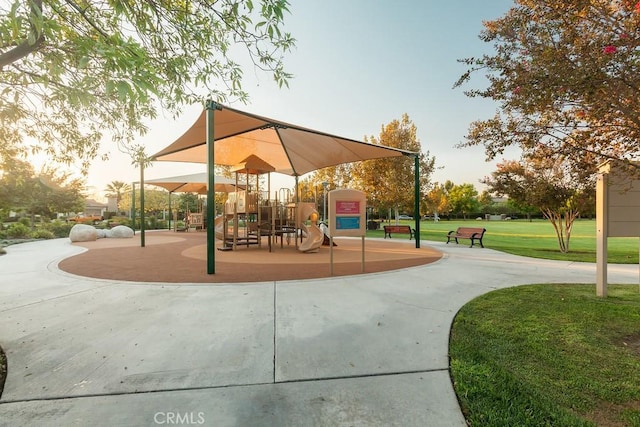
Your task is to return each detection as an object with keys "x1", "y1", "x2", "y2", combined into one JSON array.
[
  {"x1": 110, "y1": 225, "x2": 134, "y2": 238},
  {"x1": 69, "y1": 224, "x2": 97, "y2": 242},
  {"x1": 95, "y1": 229, "x2": 108, "y2": 239}
]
